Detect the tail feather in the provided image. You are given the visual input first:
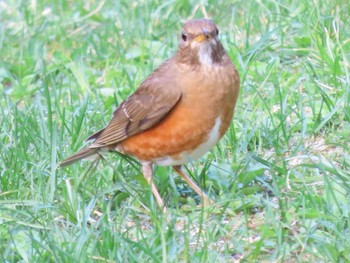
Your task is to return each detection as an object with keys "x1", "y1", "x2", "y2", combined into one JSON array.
[{"x1": 59, "y1": 148, "x2": 99, "y2": 167}]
